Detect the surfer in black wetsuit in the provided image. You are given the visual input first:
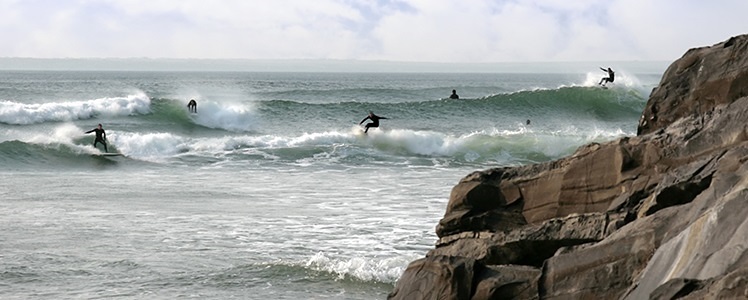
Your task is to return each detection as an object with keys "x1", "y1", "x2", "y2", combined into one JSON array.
[
  {"x1": 359, "y1": 111, "x2": 388, "y2": 133},
  {"x1": 449, "y1": 89, "x2": 459, "y2": 99},
  {"x1": 598, "y1": 67, "x2": 615, "y2": 86},
  {"x1": 187, "y1": 99, "x2": 197, "y2": 113},
  {"x1": 85, "y1": 123, "x2": 108, "y2": 152}
]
